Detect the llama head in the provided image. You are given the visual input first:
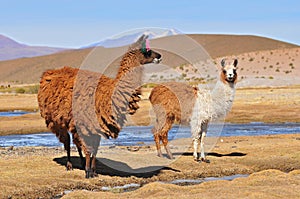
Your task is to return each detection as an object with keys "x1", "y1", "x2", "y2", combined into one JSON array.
[
  {"x1": 129, "y1": 34, "x2": 162, "y2": 65},
  {"x1": 220, "y1": 58, "x2": 238, "y2": 84}
]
